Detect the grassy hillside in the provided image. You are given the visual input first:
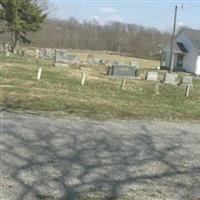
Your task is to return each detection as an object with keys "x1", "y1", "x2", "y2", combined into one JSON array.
[{"x1": 0, "y1": 54, "x2": 200, "y2": 121}]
